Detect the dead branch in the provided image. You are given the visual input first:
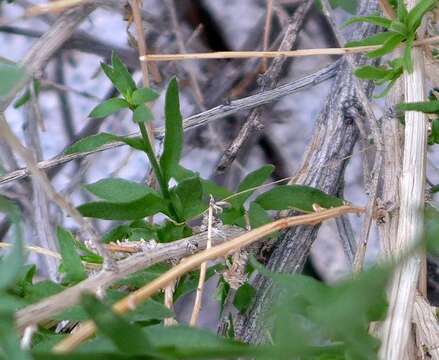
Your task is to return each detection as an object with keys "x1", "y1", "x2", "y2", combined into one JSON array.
[
  {"x1": 215, "y1": 0, "x2": 314, "y2": 173},
  {"x1": 52, "y1": 205, "x2": 364, "y2": 353}
]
